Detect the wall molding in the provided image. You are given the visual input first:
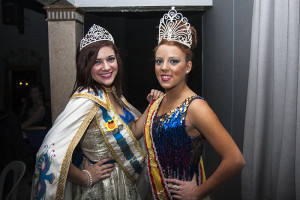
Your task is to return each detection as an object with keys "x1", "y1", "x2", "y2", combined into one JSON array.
[{"x1": 44, "y1": 6, "x2": 84, "y2": 23}]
